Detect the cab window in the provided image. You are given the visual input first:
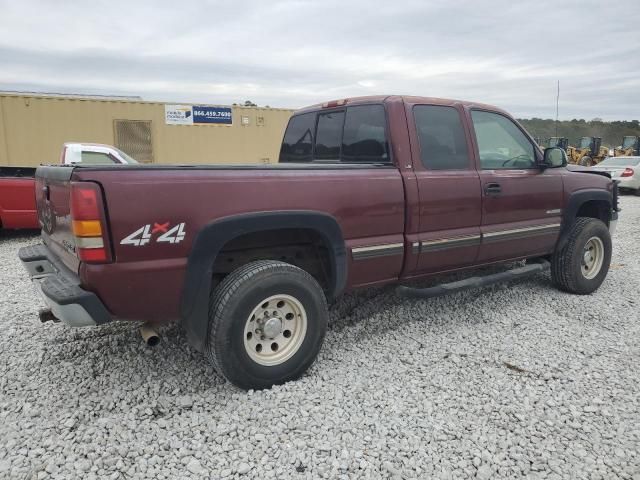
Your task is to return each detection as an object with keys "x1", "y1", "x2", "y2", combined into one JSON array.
[
  {"x1": 279, "y1": 112, "x2": 315, "y2": 162},
  {"x1": 314, "y1": 111, "x2": 344, "y2": 161},
  {"x1": 280, "y1": 105, "x2": 390, "y2": 164},
  {"x1": 414, "y1": 105, "x2": 470, "y2": 170},
  {"x1": 80, "y1": 152, "x2": 118, "y2": 164},
  {"x1": 471, "y1": 111, "x2": 535, "y2": 169},
  {"x1": 342, "y1": 105, "x2": 389, "y2": 163}
]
